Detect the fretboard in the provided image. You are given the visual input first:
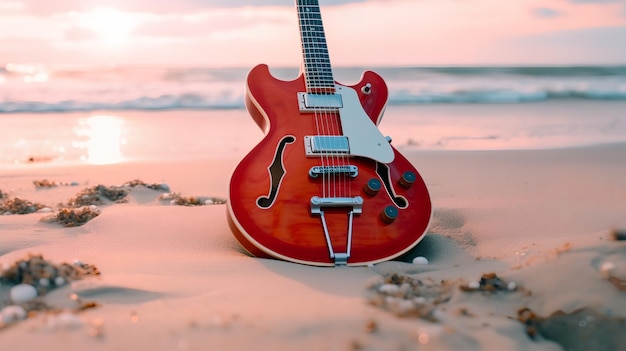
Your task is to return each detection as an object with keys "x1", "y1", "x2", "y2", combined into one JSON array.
[{"x1": 296, "y1": 0, "x2": 335, "y2": 93}]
